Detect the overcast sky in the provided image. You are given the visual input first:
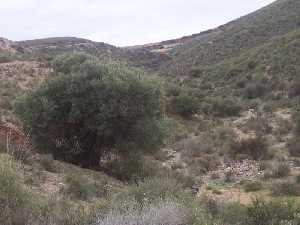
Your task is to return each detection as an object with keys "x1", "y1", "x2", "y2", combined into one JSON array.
[{"x1": 0, "y1": 0, "x2": 276, "y2": 46}]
